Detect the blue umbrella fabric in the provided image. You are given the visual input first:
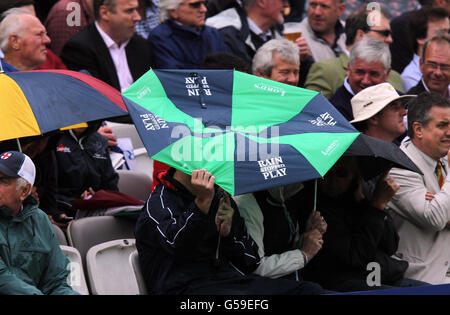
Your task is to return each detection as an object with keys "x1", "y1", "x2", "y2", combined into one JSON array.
[{"x1": 122, "y1": 69, "x2": 360, "y2": 195}]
